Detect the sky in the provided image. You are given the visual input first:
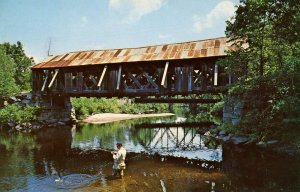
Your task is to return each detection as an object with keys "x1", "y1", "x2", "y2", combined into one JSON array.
[{"x1": 0, "y1": 0, "x2": 239, "y2": 63}]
